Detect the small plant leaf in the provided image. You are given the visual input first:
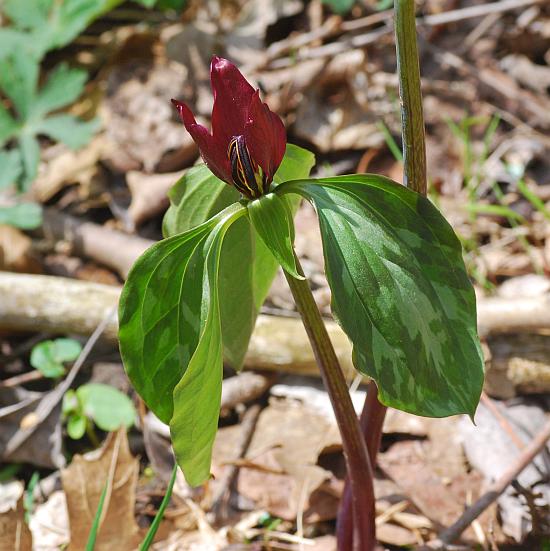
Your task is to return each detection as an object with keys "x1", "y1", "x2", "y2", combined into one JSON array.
[
  {"x1": 33, "y1": 63, "x2": 87, "y2": 116},
  {"x1": 0, "y1": 51, "x2": 38, "y2": 119},
  {"x1": 0, "y1": 104, "x2": 18, "y2": 146},
  {"x1": 30, "y1": 337, "x2": 81, "y2": 378},
  {"x1": 36, "y1": 114, "x2": 100, "y2": 149},
  {"x1": 67, "y1": 413, "x2": 87, "y2": 440},
  {"x1": 77, "y1": 383, "x2": 136, "y2": 432},
  {"x1": 277, "y1": 175, "x2": 484, "y2": 418},
  {"x1": 0, "y1": 150, "x2": 22, "y2": 189},
  {"x1": 248, "y1": 193, "x2": 302, "y2": 279},
  {"x1": 19, "y1": 134, "x2": 41, "y2": 190},
  {"x1": 0, "y1": 202, "x2": 42, "y2": 229}
]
